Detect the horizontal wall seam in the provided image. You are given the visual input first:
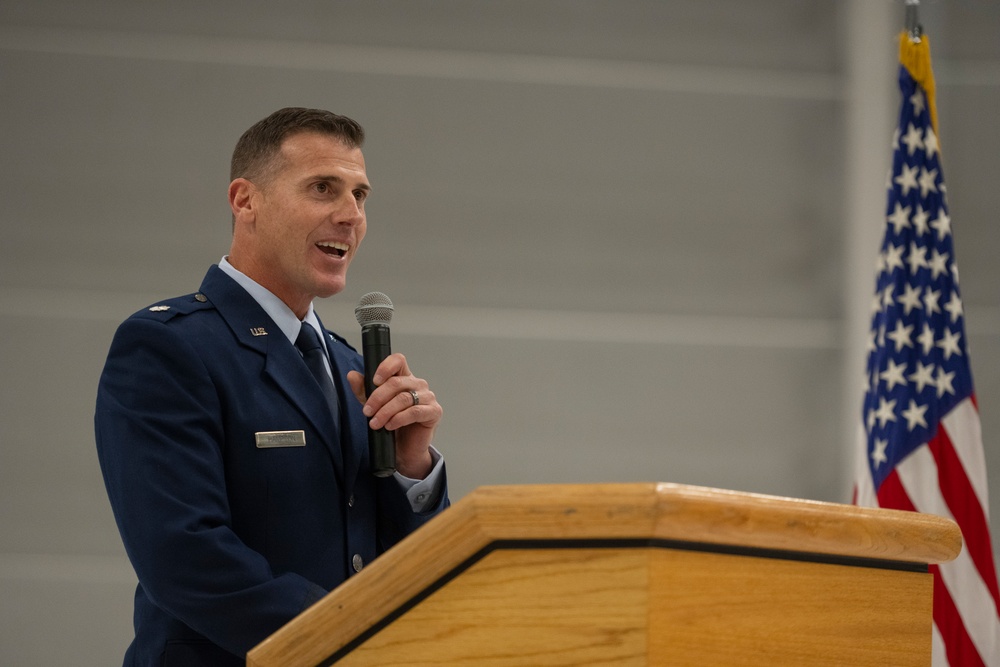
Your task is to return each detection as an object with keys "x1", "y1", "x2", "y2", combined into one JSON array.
[{"x1": 0, "y1": 25, "x2": 842, "y2": 100}]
